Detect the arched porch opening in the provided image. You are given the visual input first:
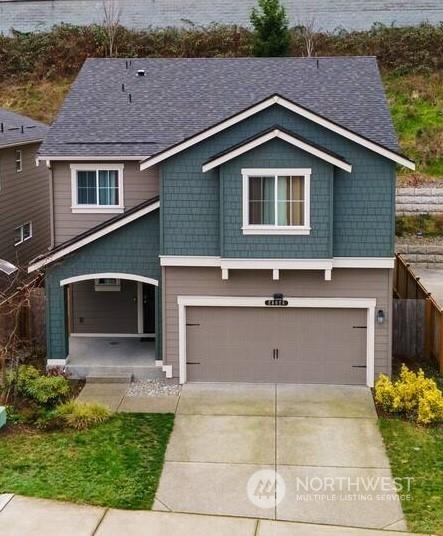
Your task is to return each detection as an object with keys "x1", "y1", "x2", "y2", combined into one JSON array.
[{"x1": 59, "y1": 273, "x2": 160, "y2": 377}]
